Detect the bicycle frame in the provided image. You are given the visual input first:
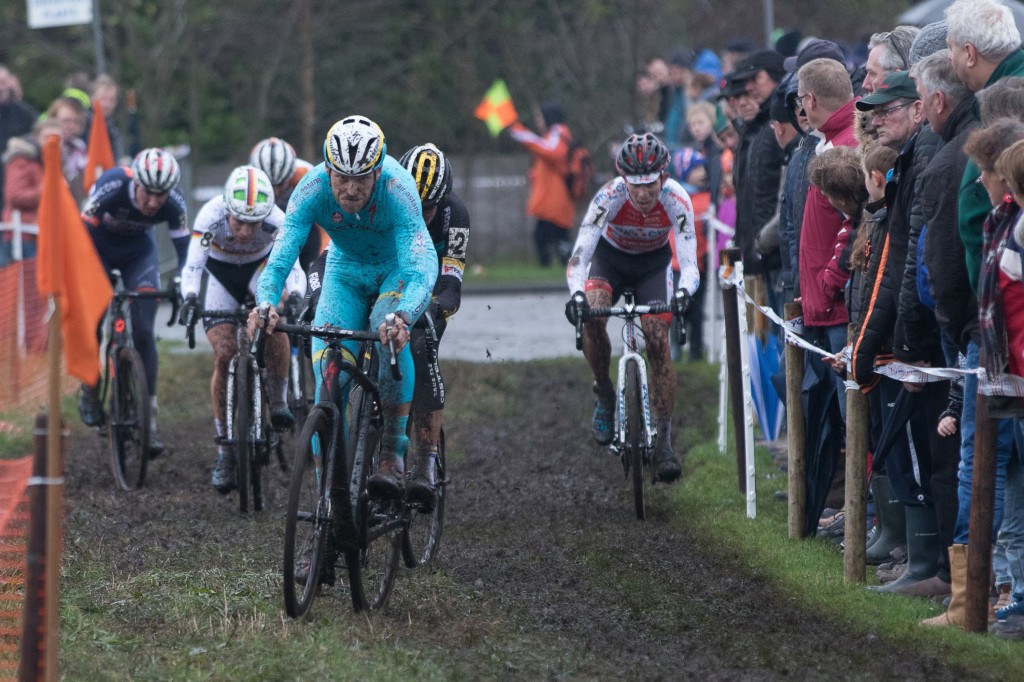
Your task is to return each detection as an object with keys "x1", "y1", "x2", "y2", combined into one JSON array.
[{"x1": 612, "y1": 309, "x2": 657, "y2": 457}]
